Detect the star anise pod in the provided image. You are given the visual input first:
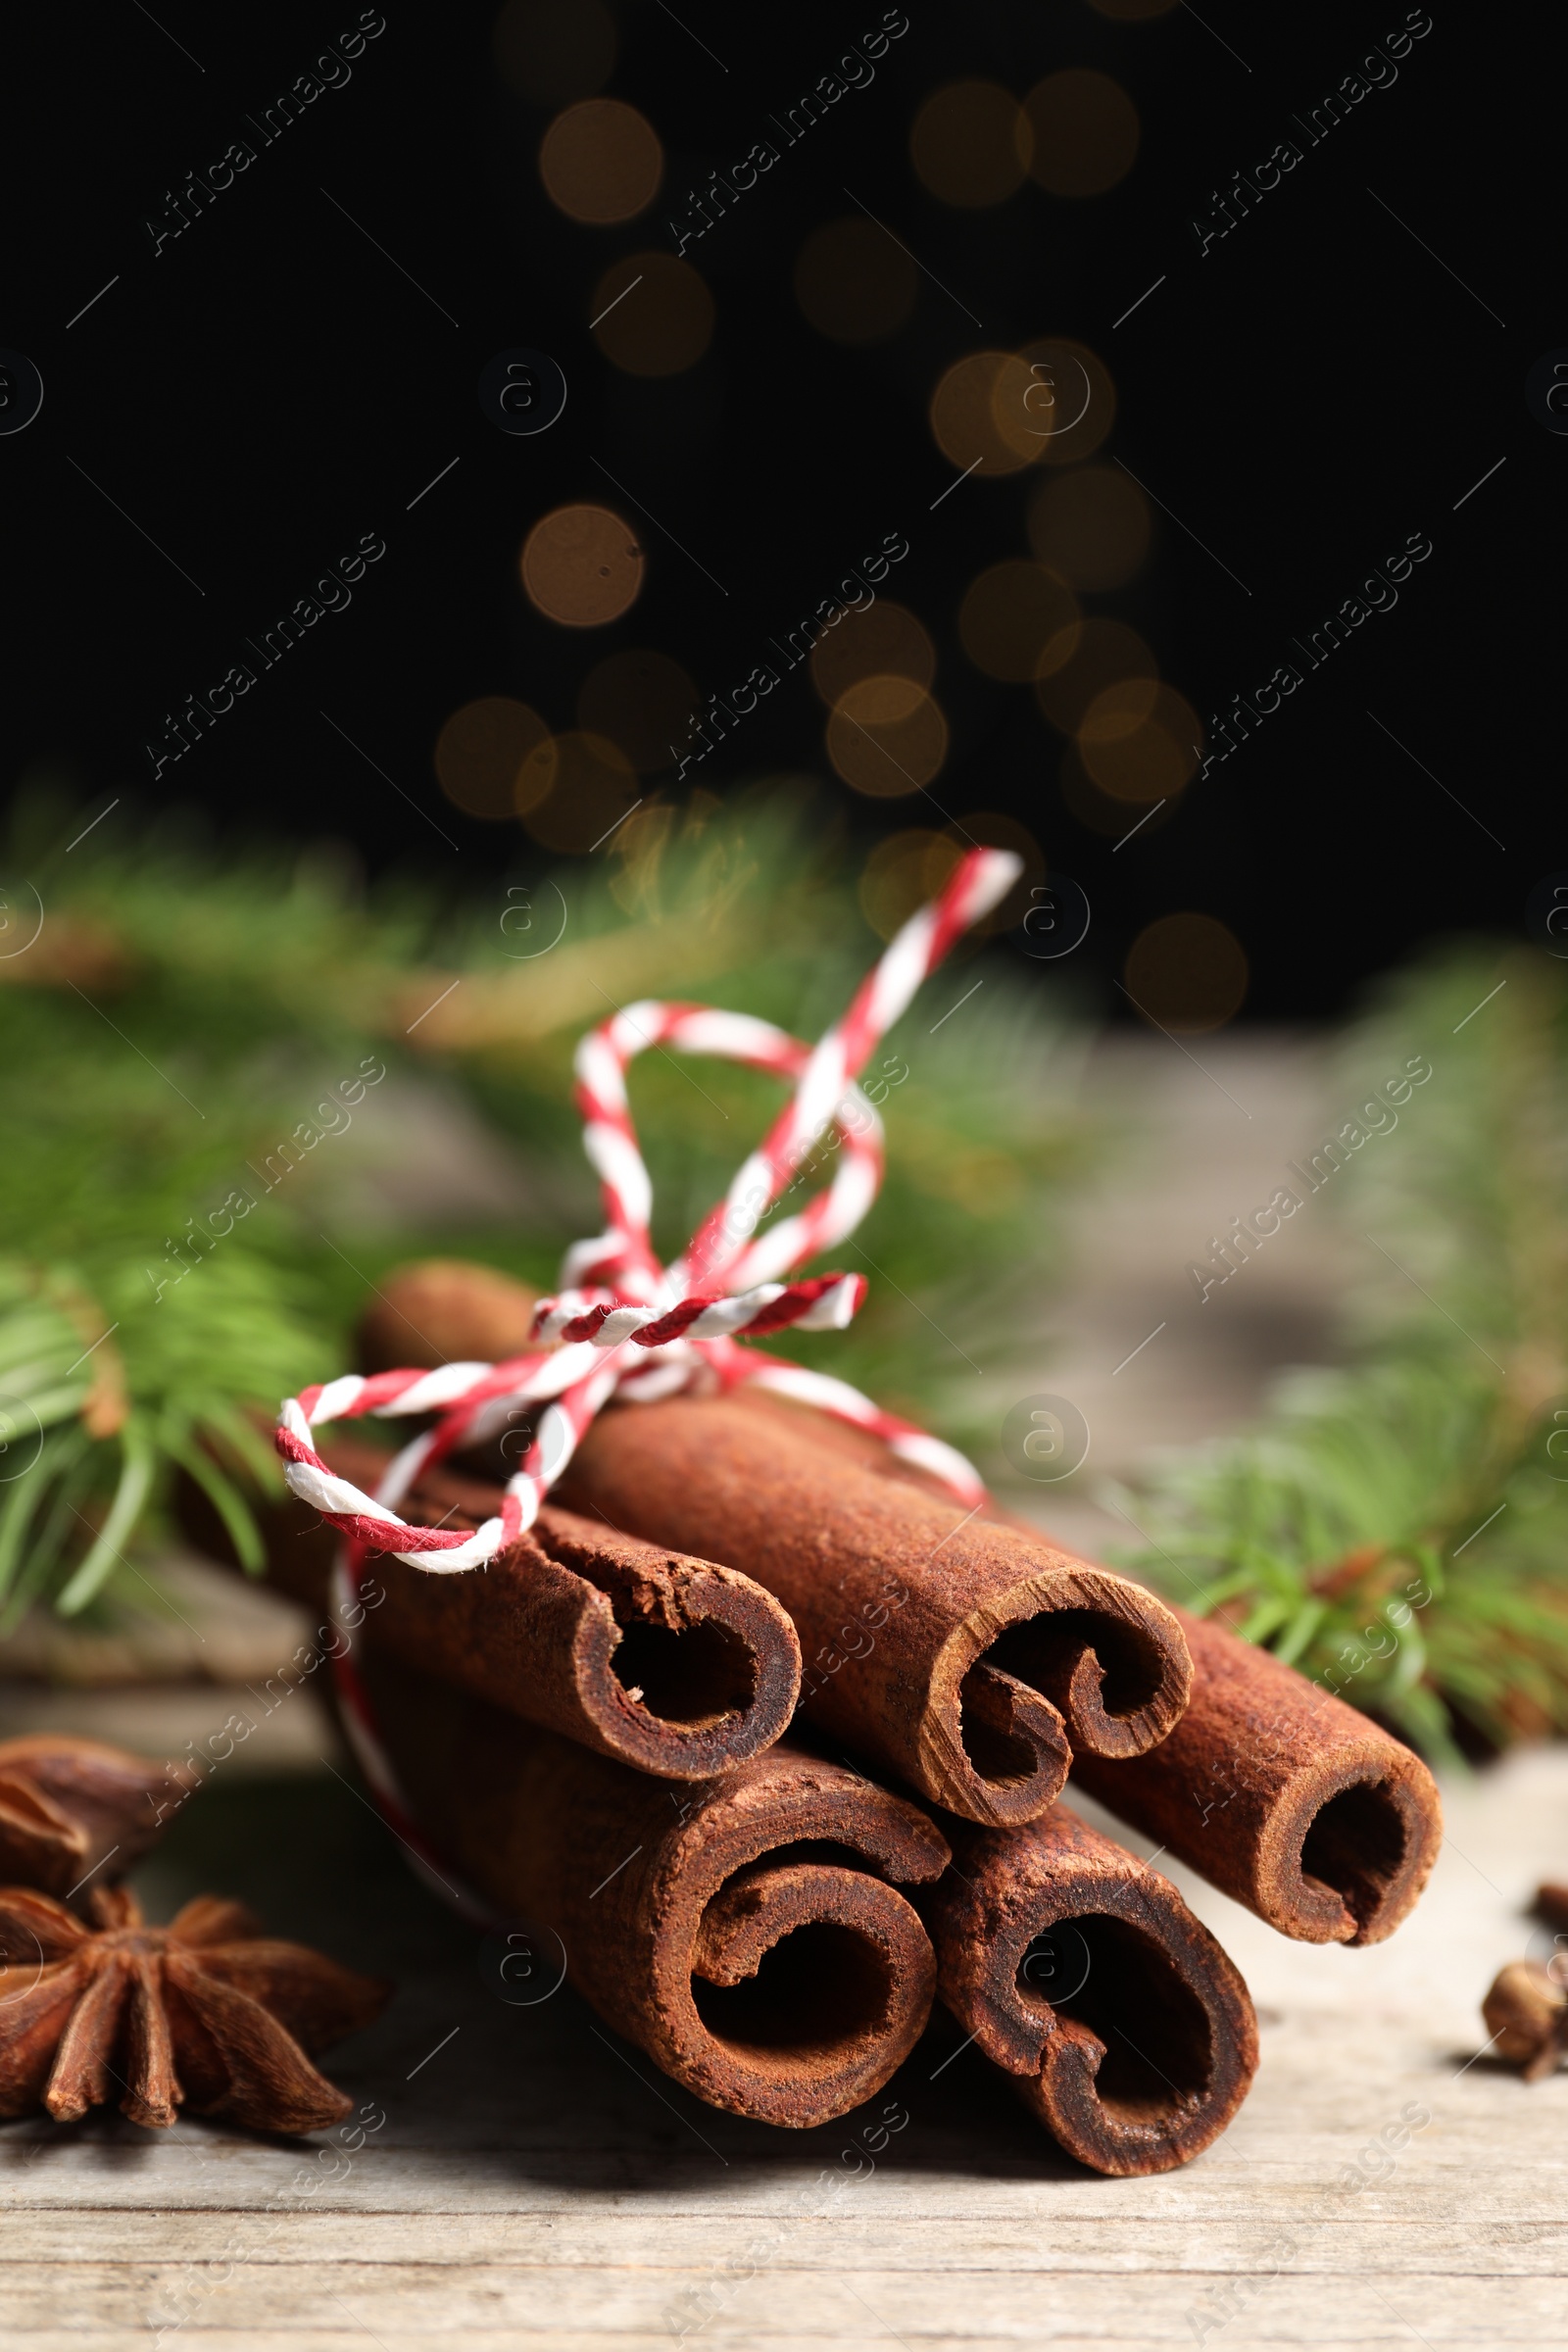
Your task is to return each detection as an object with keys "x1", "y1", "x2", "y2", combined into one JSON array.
[
  {"x1": 0, "y1": 1884, "x2": 389, "y2": 2132},
  {"x1": 0, "y1": 1736, "x2": 198, "y2": 1905}
]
